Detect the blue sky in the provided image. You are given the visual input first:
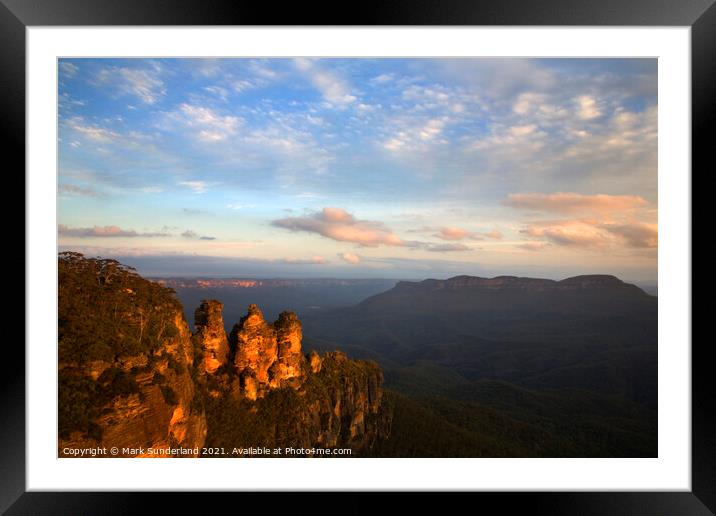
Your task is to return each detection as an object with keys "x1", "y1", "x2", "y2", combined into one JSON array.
[{"x1": 58, "y1": 58, "x2": 658, "y2": 281}]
